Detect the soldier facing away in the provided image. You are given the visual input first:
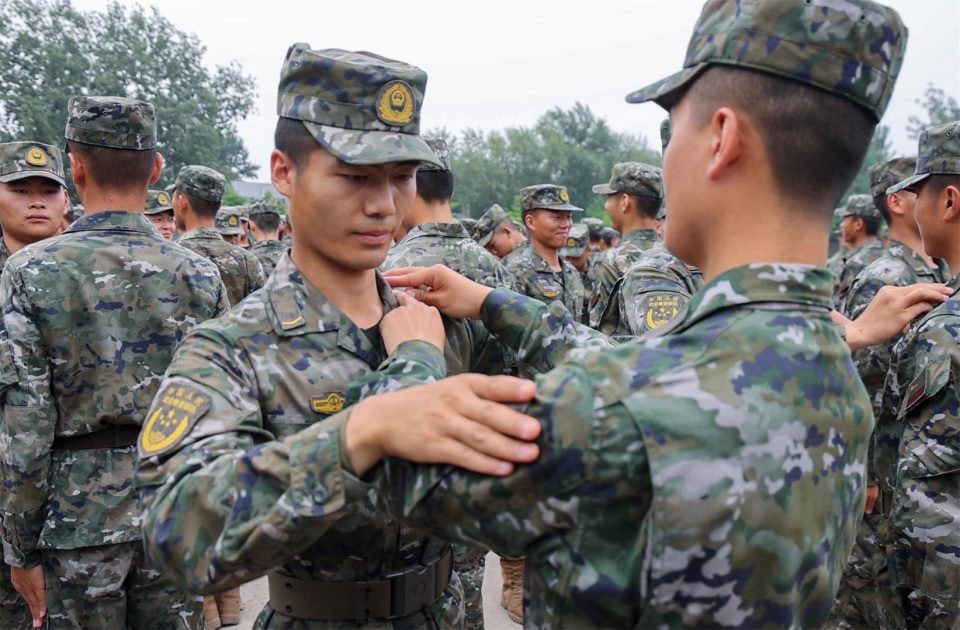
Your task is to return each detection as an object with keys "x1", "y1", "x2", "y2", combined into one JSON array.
[
  {"x1": 246, "y1": 197, "x2": 289, "y2": 277},
  {"x1": 472, "y1": 203, "x2": 526, "y2": 261},
  {"x1": 833, "y1": 193, "x2": 886, "y2": 308}
]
